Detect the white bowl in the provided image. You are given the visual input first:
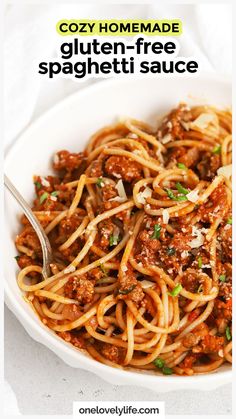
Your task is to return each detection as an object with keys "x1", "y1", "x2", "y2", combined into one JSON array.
[{"x1": 4, "y1": 74, "x2": 232, "y2": 392}]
